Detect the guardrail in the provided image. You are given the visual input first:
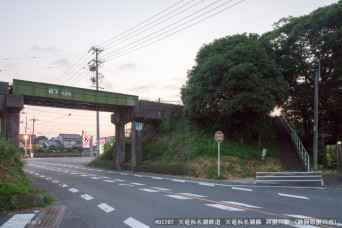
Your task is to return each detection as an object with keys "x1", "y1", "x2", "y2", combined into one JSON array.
[
  {"x1": 254, "y1": 171, "x2": 323, "y2": 185},
  {"x1": 280, "y1": 115, "x2": 310, "y2": 171}
]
